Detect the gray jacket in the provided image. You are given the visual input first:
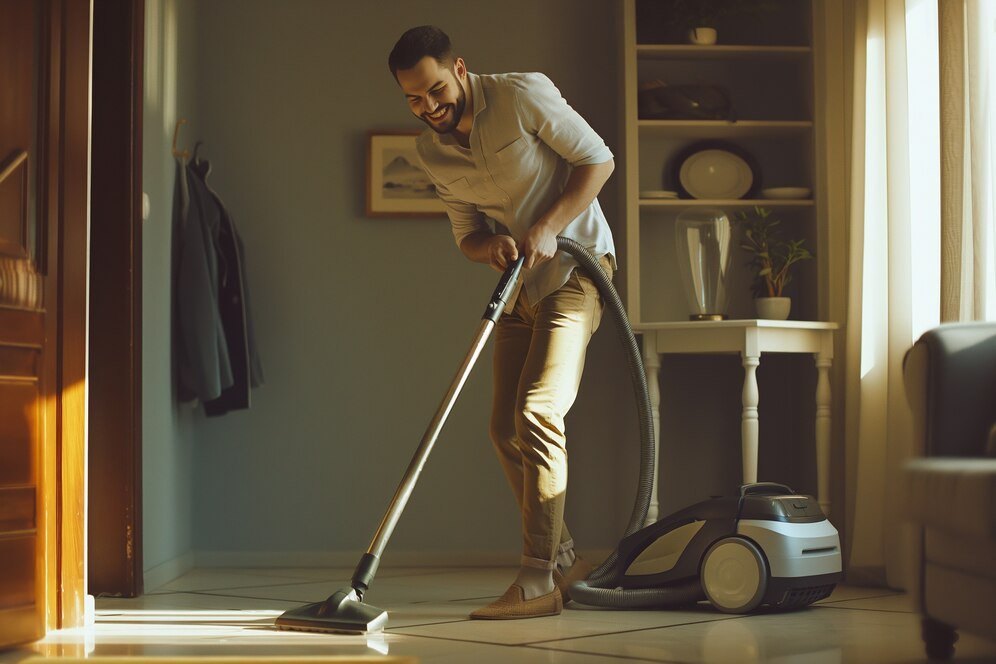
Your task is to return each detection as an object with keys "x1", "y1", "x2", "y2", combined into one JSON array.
[{"x1": 173, "y1": 157, "x2": 263, "y2": 415}]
